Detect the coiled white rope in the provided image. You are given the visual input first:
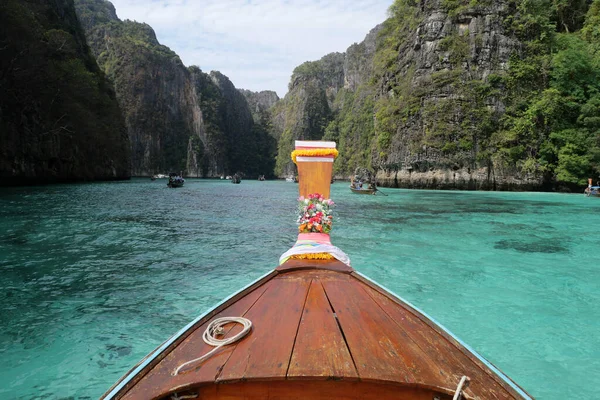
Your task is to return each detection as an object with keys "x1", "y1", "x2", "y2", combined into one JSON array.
[
  {"x1": 172, "y1": 316, "x2": 252, "y2": 376},
  {"x1": 453, "y1": 375, "x2": 470, "y2": 400}
]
